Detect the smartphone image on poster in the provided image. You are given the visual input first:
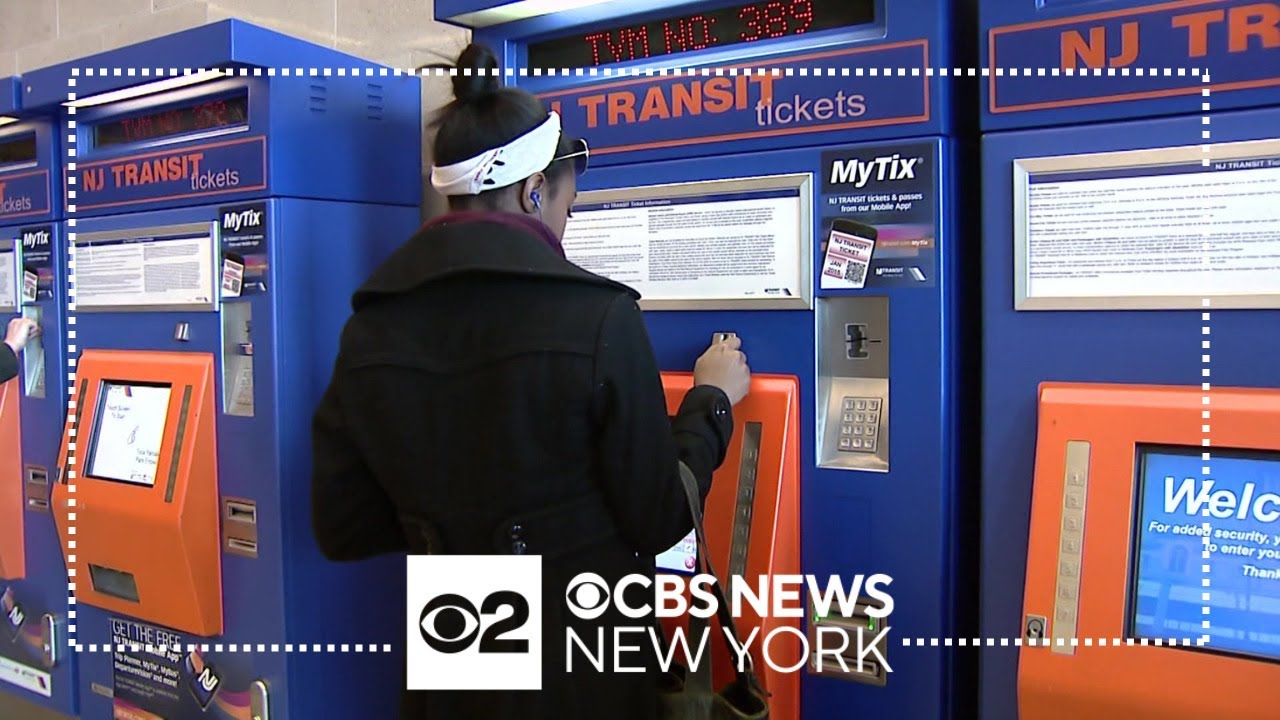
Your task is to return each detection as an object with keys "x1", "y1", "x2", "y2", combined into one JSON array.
[
  {"x1": 221, "y1": 252, "x2": 245, "y2": 298},
  {"x1": 820, "y1": 219, "x2": 878, "y2": 290}
]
